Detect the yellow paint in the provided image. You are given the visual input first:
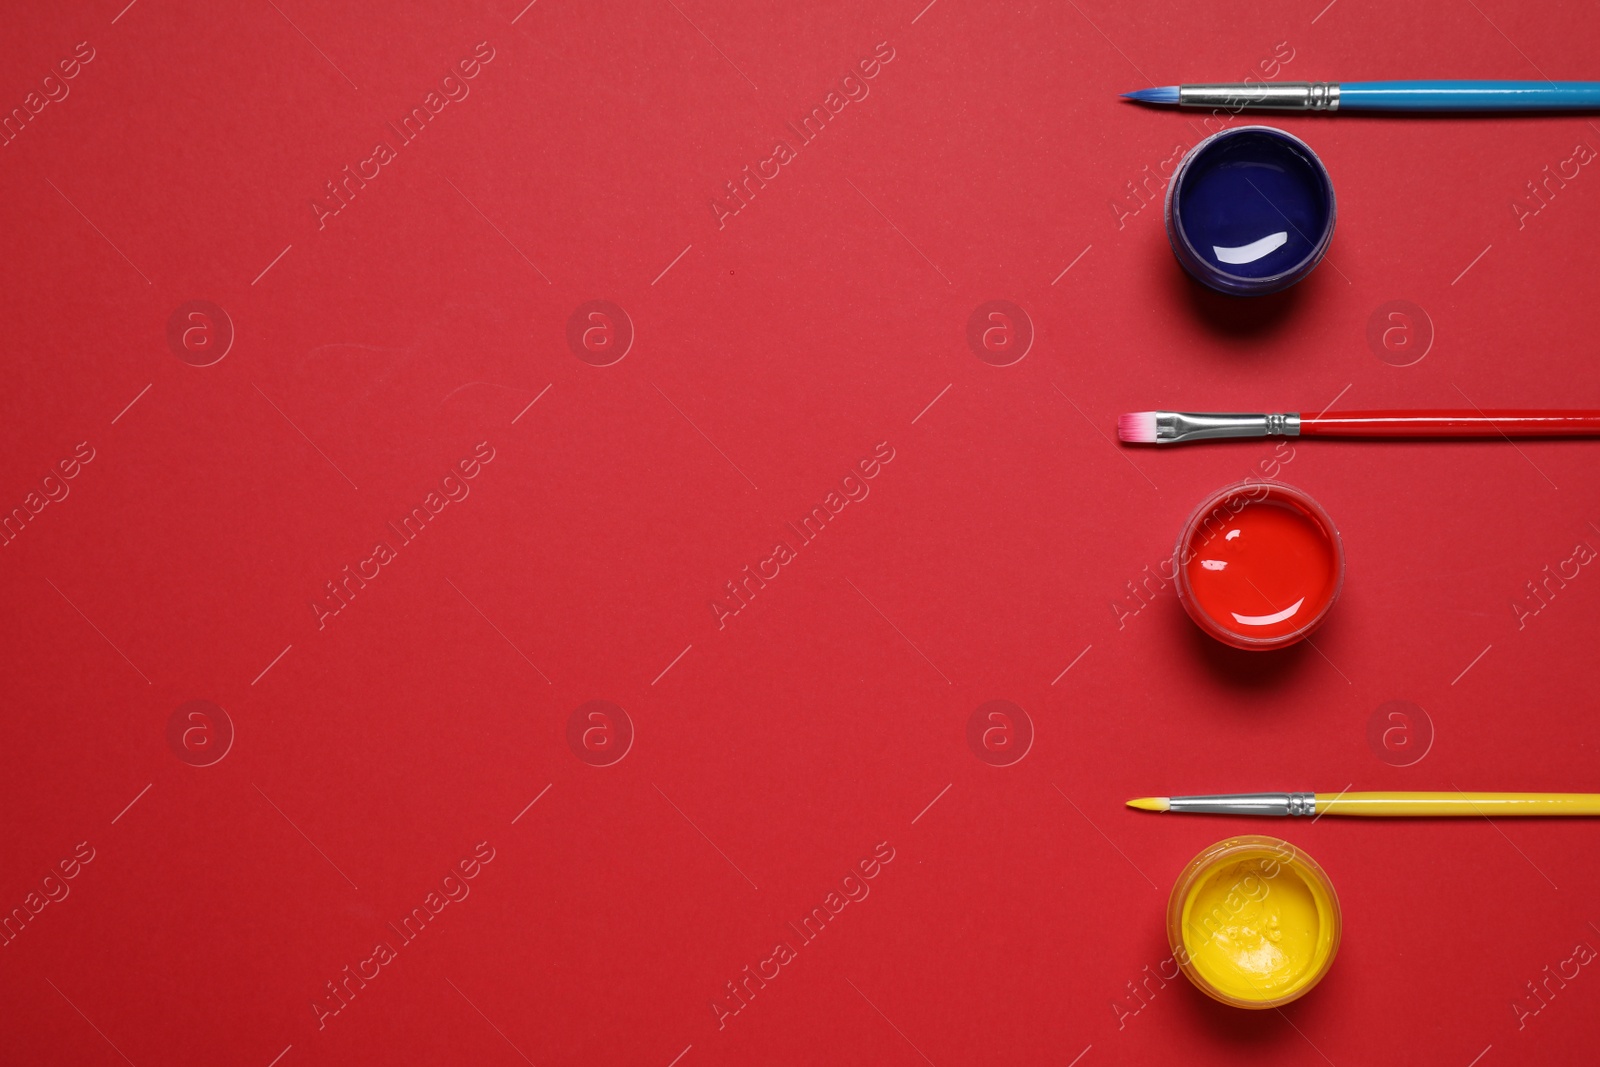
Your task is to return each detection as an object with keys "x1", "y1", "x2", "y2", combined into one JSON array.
[
  {"x1": 1169, "y1": 837, "x2": 1339, "y2": 1009},
  {"x1": 1125, "y1": 797, "x2": 1169, "y2": 812}
]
